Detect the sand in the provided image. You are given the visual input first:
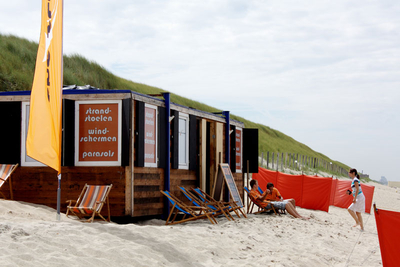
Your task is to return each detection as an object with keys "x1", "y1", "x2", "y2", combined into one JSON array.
[{"x1": 1, "y1": 182, "x2": 399, "y2": 267}]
